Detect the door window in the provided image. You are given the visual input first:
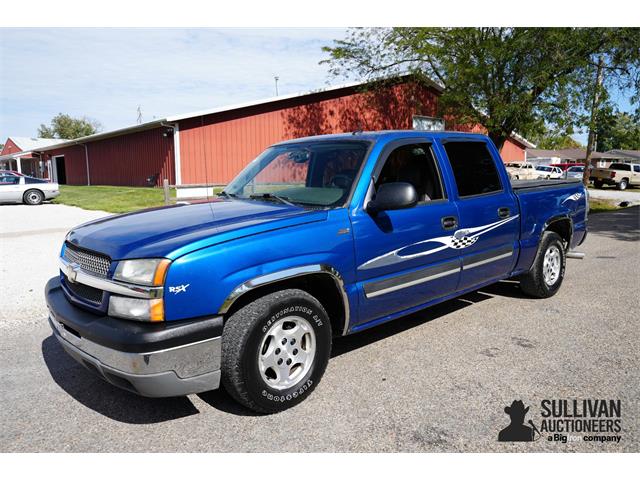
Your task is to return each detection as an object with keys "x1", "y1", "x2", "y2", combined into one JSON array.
[
  {"x1": 443, "y1": 142, "x2": 502, "y2": 197},
  {"x1": 374, "y1": 143, "x2": 444, "y2": 203}
]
